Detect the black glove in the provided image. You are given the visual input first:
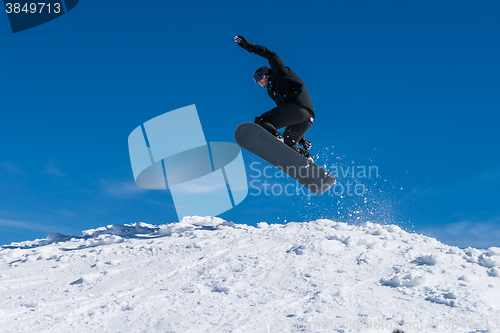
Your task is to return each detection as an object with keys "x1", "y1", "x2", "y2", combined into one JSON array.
[
  {"x1": 299, "y1": 137, "x2": 312, "y2": 150},
  {"x1": 235, "y1": 35, "x2": 253, "y2": 53}
]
